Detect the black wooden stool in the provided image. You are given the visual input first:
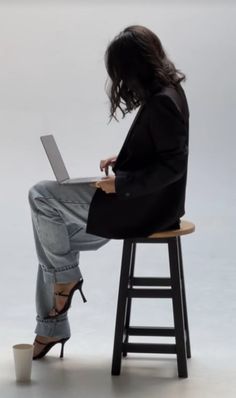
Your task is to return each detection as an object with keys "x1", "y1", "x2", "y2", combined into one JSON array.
[{"x1": 111, "y1": 220, "x2": 195, "y2": 378}]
